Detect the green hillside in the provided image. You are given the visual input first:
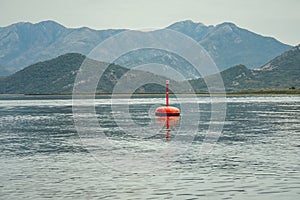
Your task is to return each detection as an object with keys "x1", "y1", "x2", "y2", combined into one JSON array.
[
  {"x1": 0, "y1": 45, "x2": 299, "y2": 94},
  {"x1": 0, "y1": 53, "x2": 171, "y2": 94},
  {"x1": 190, "y1": 45, "x2": 300, "y2": 92}
]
